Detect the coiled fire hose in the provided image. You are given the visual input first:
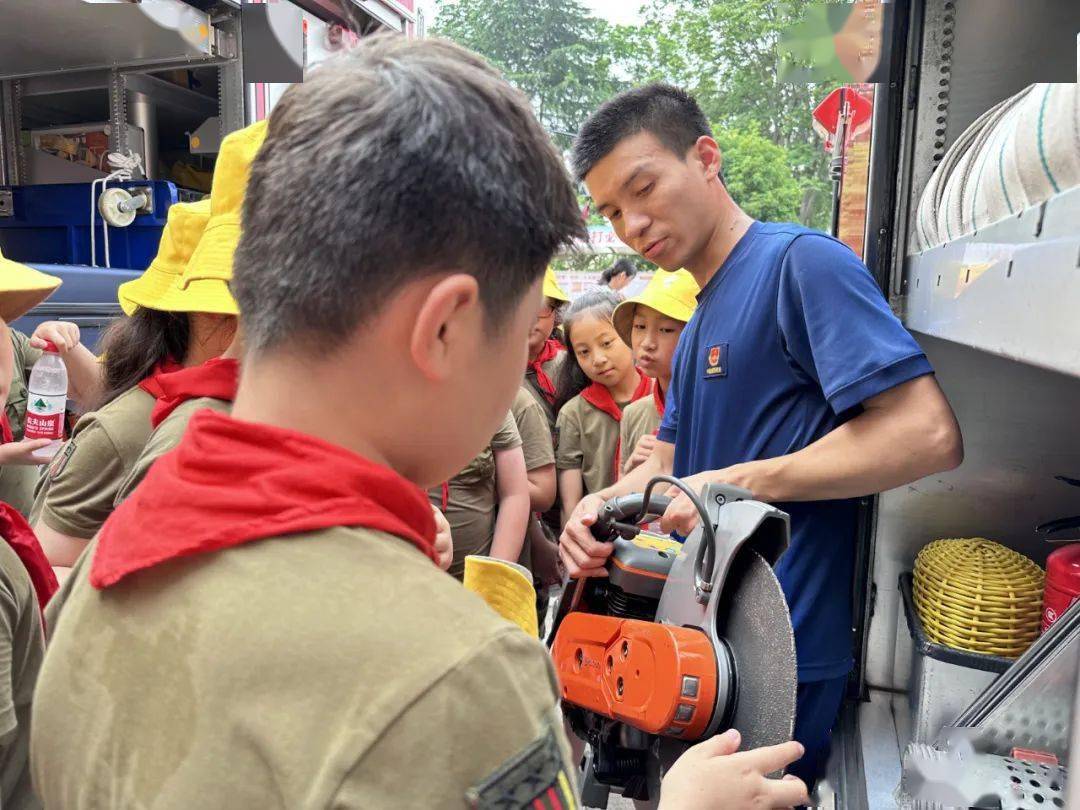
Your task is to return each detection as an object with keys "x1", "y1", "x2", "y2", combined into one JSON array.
[{"x1": 913, "y1": 538, "x2": 1044, "y2": 659}]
